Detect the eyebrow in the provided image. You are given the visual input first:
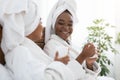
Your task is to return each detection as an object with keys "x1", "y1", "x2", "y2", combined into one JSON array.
[
  {"x1": 58, "y1": 19, "x2": 64, "y2": 22},
  {"x1": 58, "y1": 19, "x2": 73, "y2": 23}
]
